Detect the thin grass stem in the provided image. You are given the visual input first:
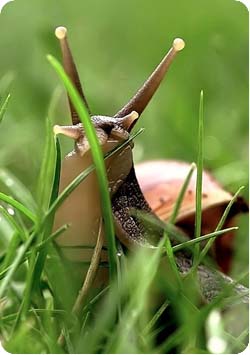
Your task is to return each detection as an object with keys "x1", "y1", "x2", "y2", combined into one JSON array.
[
  {"x1": 0, "y1": 192, "x2": 37, "y2": 223},
  {"x1": 197, "y1": 186, "x2": 245, "y2": 265},
  {"x1": 0, "y1": 93, "x2": 11, "y2": 123},
  {"x1": 194, "y1": 90, "x2": 204, "y2": 263},
  {"x1": 172, "y1": 227, "x2": 238, "y2": 253}
]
